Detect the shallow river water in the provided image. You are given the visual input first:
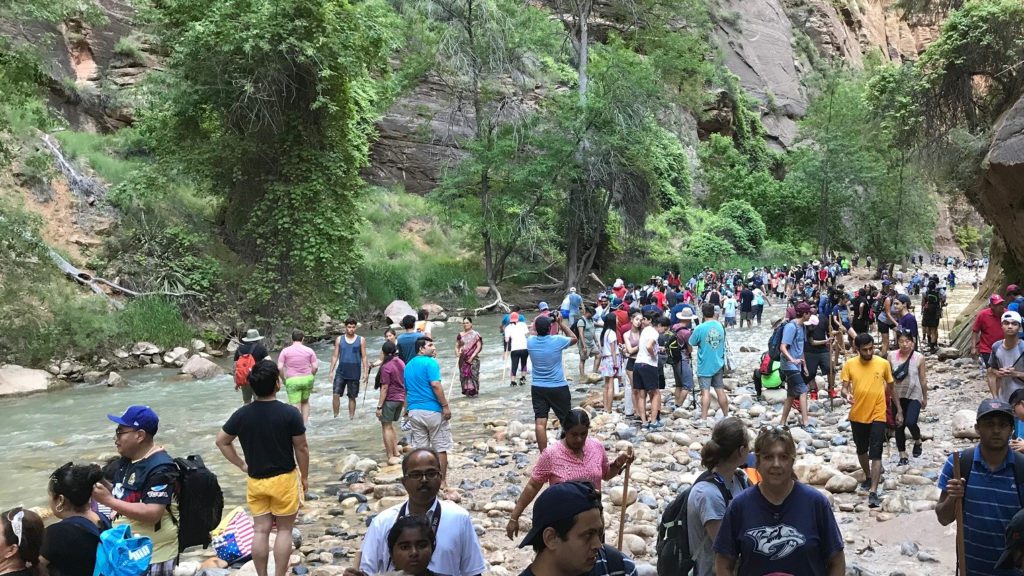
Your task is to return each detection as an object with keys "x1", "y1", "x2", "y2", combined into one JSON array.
[{"x1": 0, "y1": 311, "x2": 781, "y2": 509}]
